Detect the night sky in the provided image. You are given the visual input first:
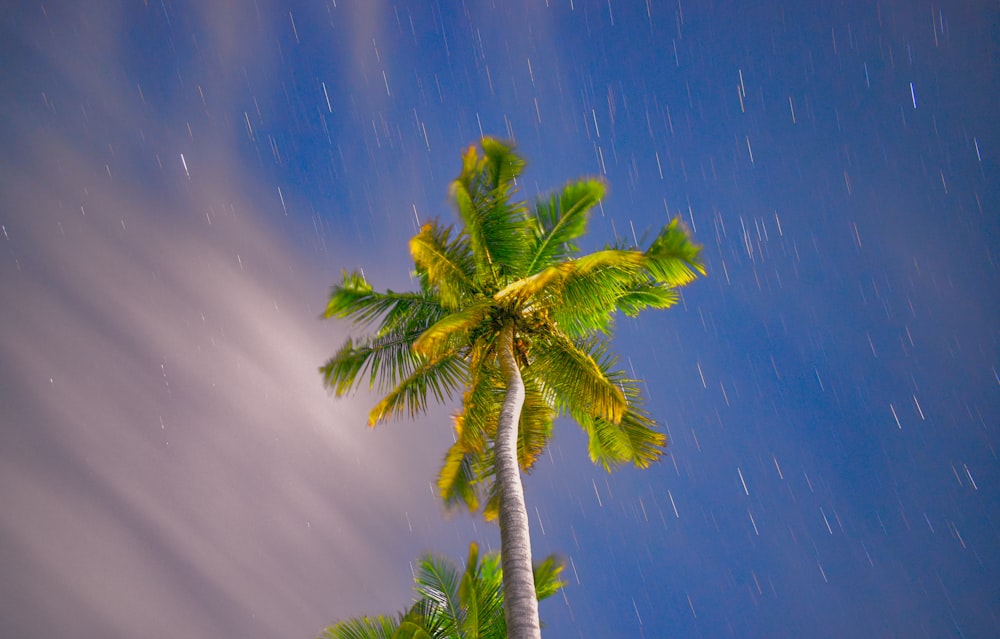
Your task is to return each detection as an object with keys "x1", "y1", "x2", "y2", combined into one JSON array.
[{"x1": 1, "y1": 1, "x2": 998, "y2": 638}]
